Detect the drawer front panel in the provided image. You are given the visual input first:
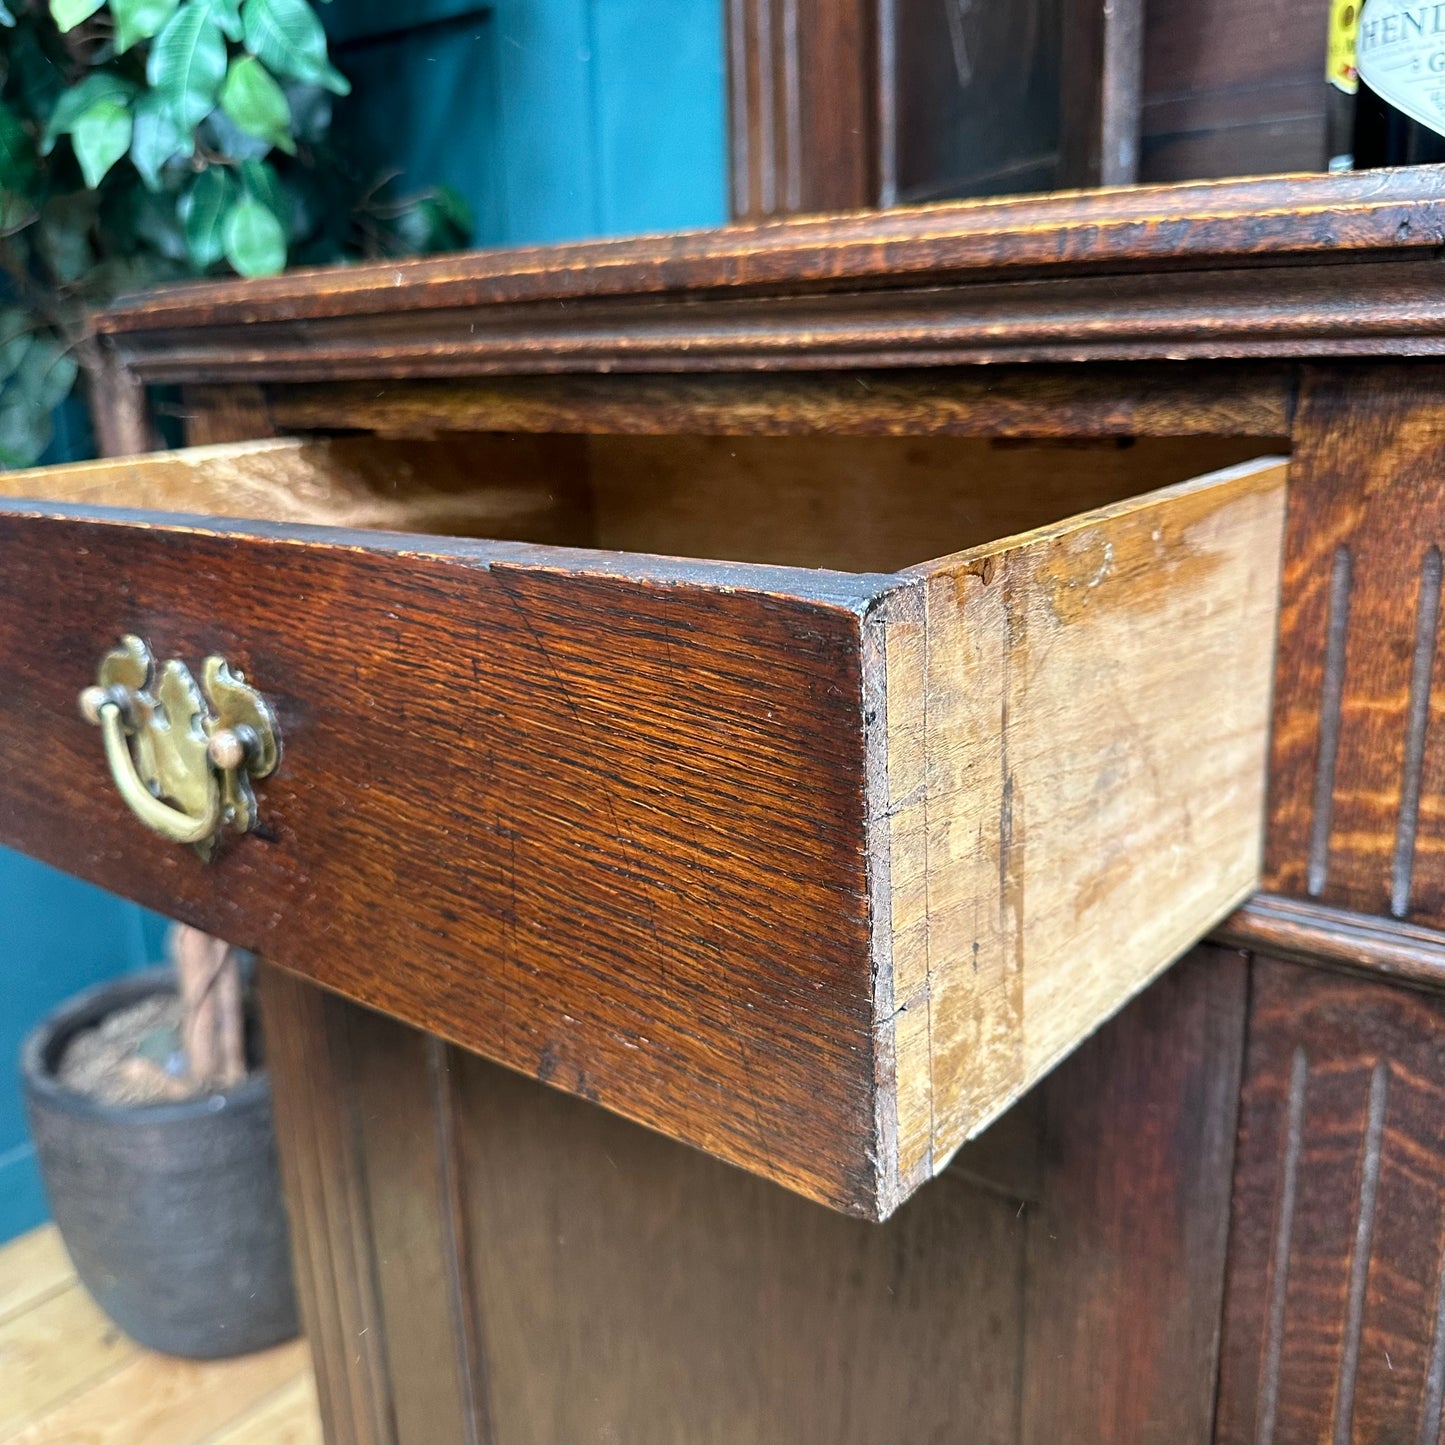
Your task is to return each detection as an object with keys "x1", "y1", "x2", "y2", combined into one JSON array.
[{"x1": 0, "y1": 509, "x2": 880, "y2": 1210}]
